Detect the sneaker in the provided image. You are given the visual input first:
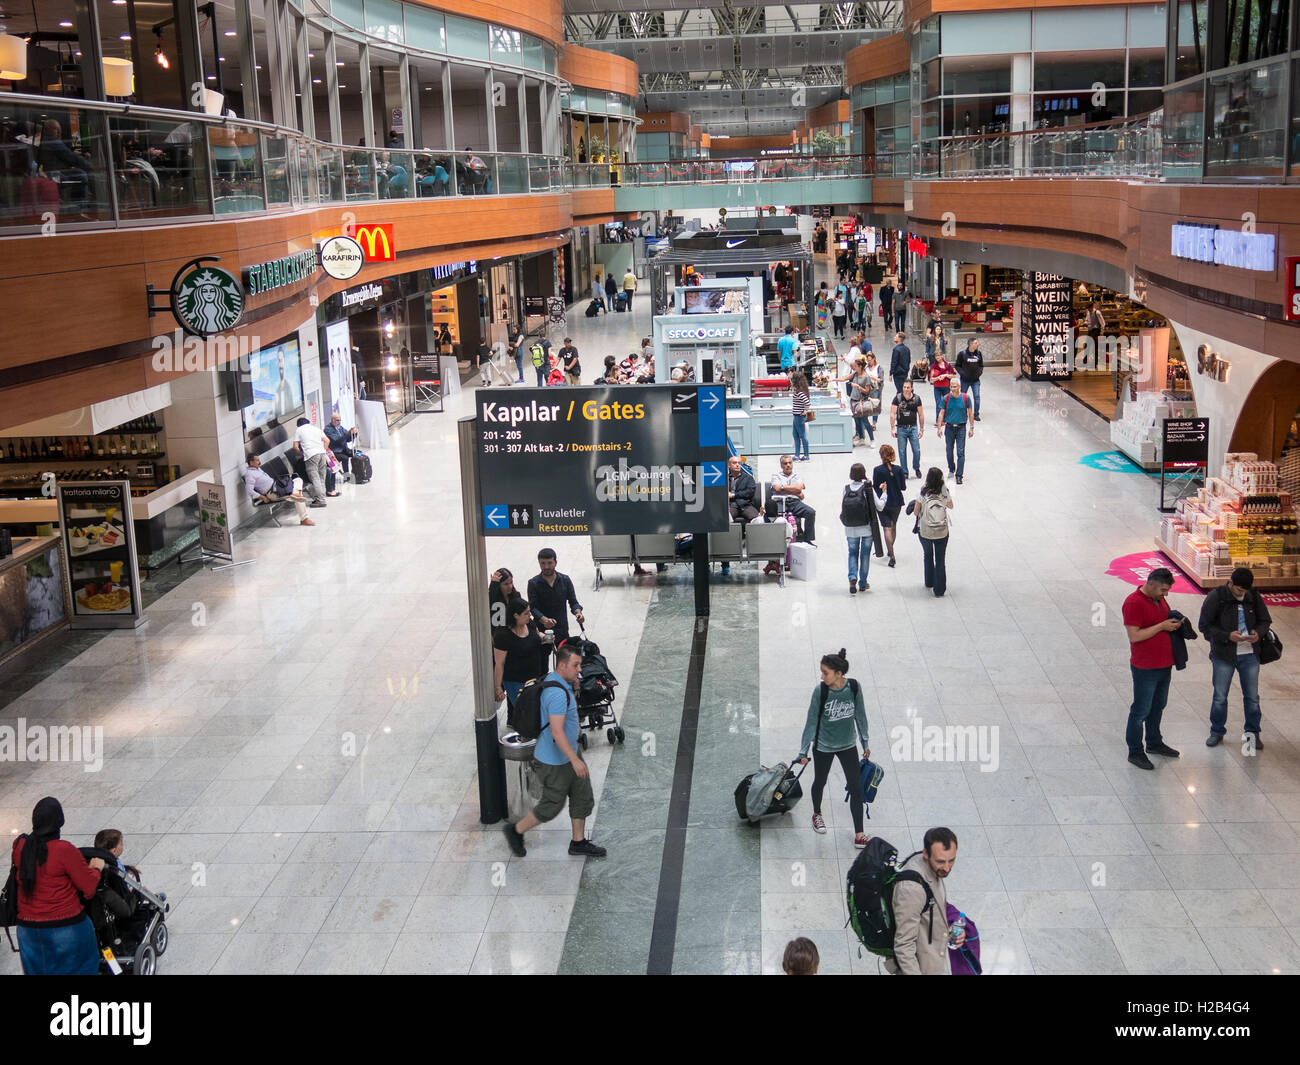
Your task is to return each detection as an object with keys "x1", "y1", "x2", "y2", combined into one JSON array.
[
  {"x1": 811, "y1": 813, "x2": 827, "y2": 834},
  {"x1": 849, "y1": 579, "x2": 857, "y2": 595},
  {"x1": 1246, "y1": 732, "x2": 1264, "y2": 750},
  {"x1": 913, "y1": 469, "x2": 922, "y2": 478},
  {"x1": 956, "y1": 476, "x2": 963, "y2": 485},
  {"x1": 861, "y1": 581, "x2": 869, "y2": 591},
  {"x1": 854, "y1": 834, "x2": 869, "y2": 850},
  {"x1": 568, "y1": 838, "x2": 607, "y2": 858},
  {"x1": 764, "y1": 561, "x2": 781, "y2": 576},
  {"x1": 1147, "y1": 742, "x2": 1181, "y2": 758},
  {"x1": 1206, "y1": 733, "x2": 1223, "y2": 747},
  {"x1": 1127, "y1": 751, "x2": 1155, "y2": 770},
  {"x1": 502, "y1": 823, "x2": 526, "y2": 857},
  {"x1": 721, "y1": 563, "x2": 730, "y2": 575},
  {"x1": 974, "y1": 413, "x2": 981, "y2": 421}
]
